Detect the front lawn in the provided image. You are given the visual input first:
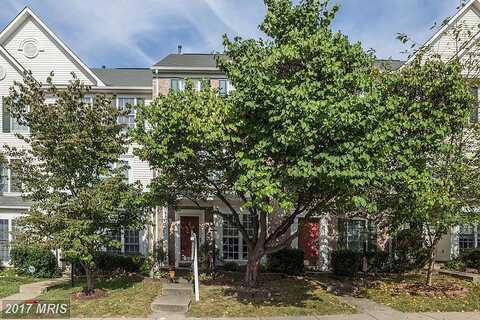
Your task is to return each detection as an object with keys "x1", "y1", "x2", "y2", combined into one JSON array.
[
  {"x1": 37, "y1": 275, "x2": 162, "y2": 317},
  {"x1": 188, "y1": 273, "x2": 357, "y2": 317},
  {"x1": 0, "y1": 270, "x2": 38, "y2": 298},
  {"x1": 364, "y1": 273, "x2": 480, "y2": 312}
]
